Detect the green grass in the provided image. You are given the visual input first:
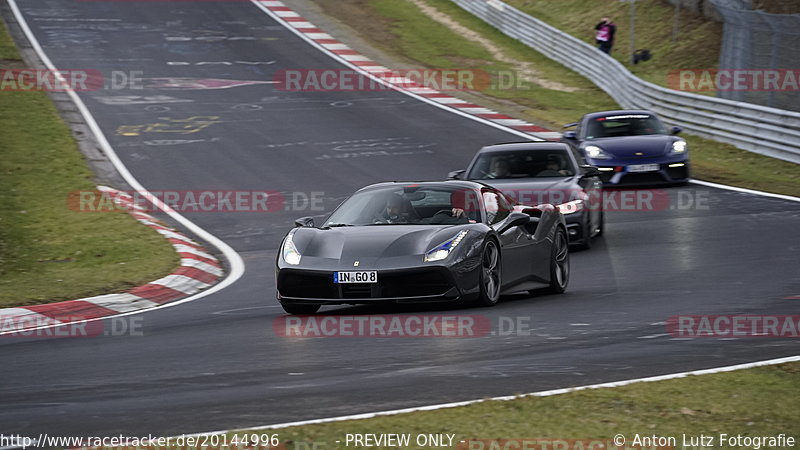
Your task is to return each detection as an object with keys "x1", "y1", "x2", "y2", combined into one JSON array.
[
  {"x1": 222, "y1": 362, "x2": 800, "y2": 449},
  {"x1": 370, "y1": 0, "x2": 617, "y2": 127},
  {"x1": 0, "y1": 20, "x2": 179, "y2": 308},
  {"x1": 317, "y1": 0, "x2": 800, "y2": 197},
  {"x1": 506, "y1": 0, "x2": 723, "y2": 88}
]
